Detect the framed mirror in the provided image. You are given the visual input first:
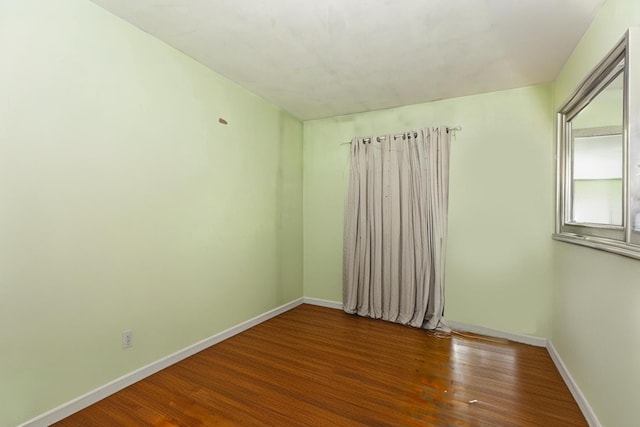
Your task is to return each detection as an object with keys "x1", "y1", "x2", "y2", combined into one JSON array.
[{"x1": 555, "y1": 28, "x2": 640, "y2": 258}]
